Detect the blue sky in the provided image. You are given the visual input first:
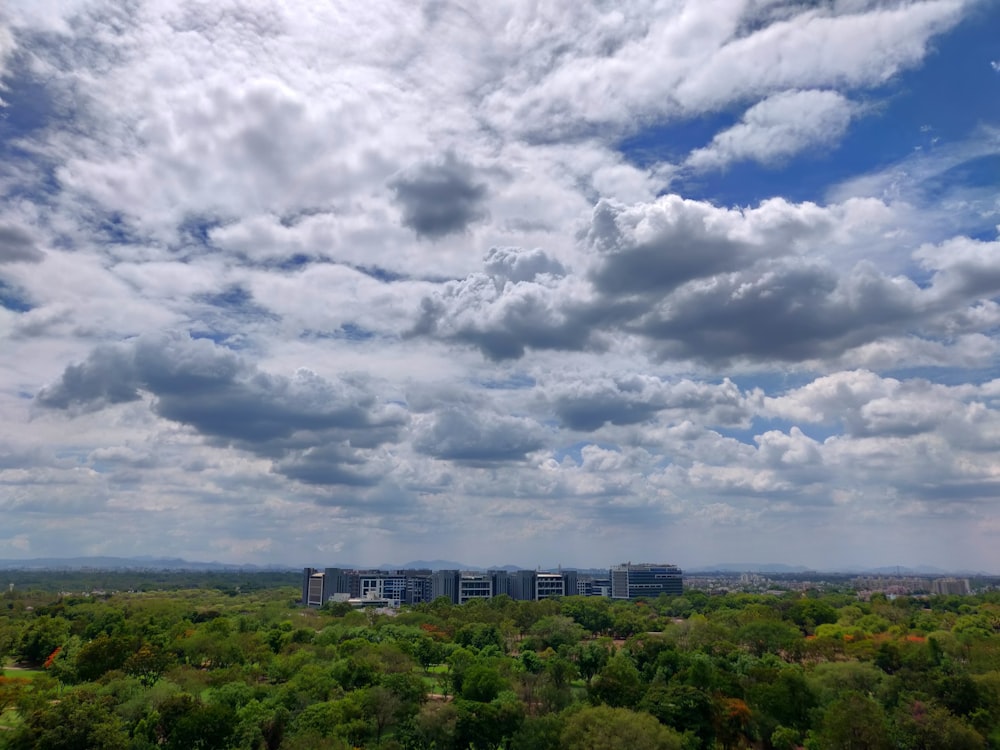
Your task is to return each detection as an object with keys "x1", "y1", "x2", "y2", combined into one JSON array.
[
  {"x1": 1, "y1": 0, "x2": 999, "y2": 571},
  {"x1": 622, "y1": 0, "x2": 1000, "y2": 210}
]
